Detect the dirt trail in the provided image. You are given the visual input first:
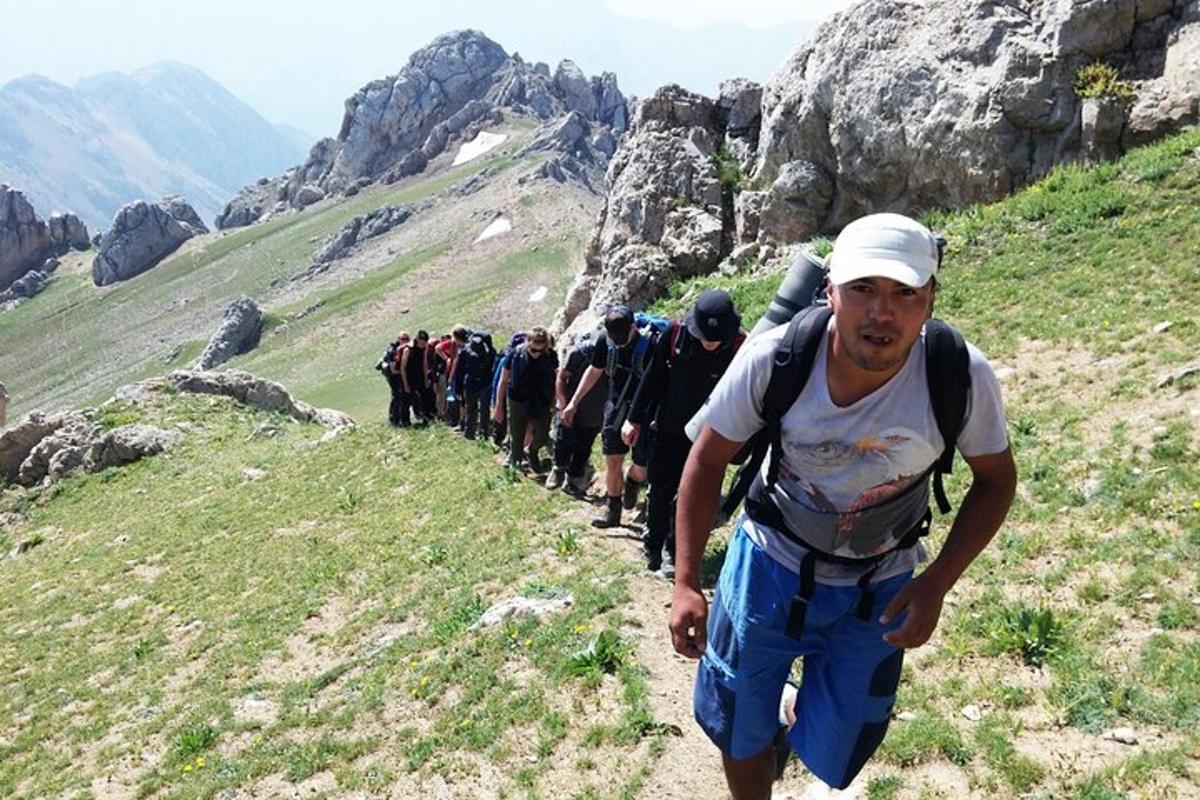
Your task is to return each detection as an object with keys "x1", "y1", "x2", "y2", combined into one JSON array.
[{"x1": 552, "y1": 485, "x2": 835, "y2": 800}]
